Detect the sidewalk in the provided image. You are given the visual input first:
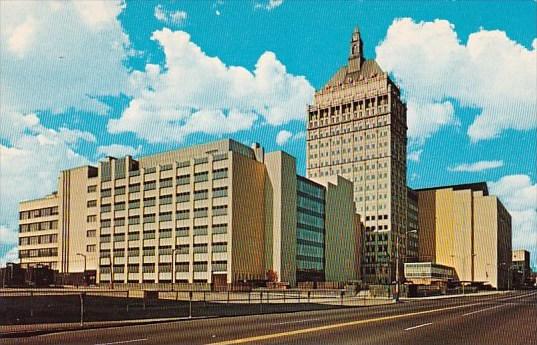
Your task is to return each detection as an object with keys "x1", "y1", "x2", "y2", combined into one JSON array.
[
  {"x1": 400, "y1": 290, "x2": 510, "y2": 301},
  {"x1": 0, "y1": 315, "x2": 210, "y2": 338}
]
